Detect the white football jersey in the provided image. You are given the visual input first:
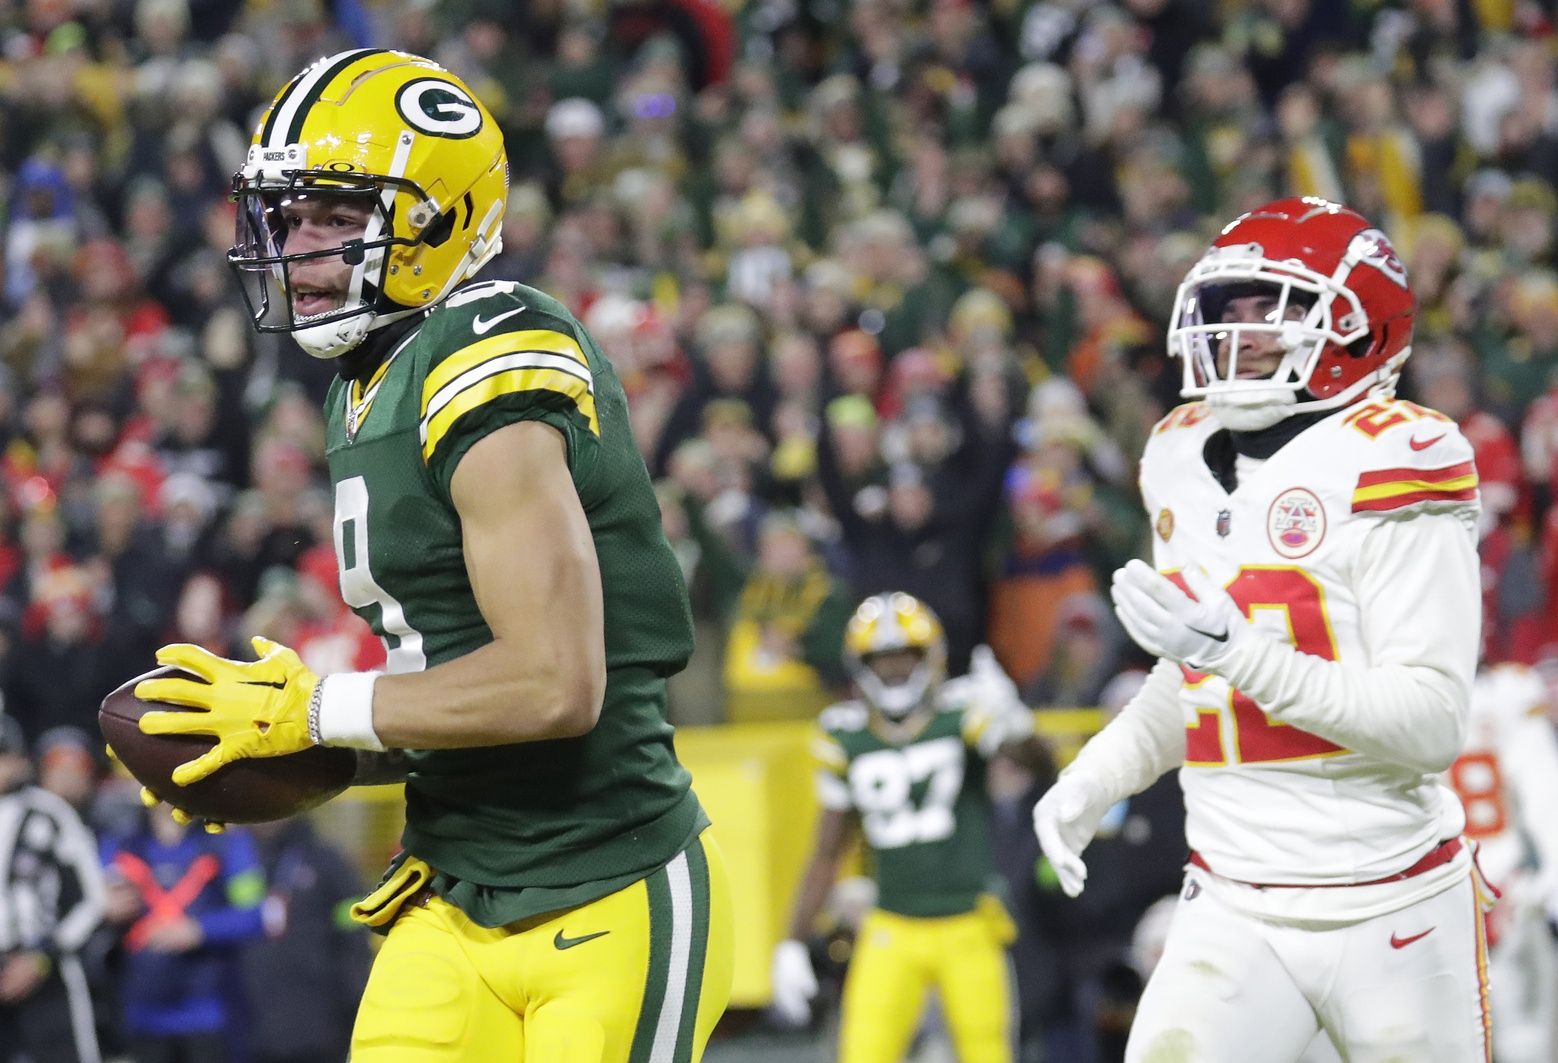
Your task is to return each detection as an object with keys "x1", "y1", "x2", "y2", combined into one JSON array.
[
  {"x1": 1450, "y1": 664, "x2": 1558, "y2": 891},
  {"x1": 1141, "y1": 397, "x2": 1481, "y2": 887}
]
